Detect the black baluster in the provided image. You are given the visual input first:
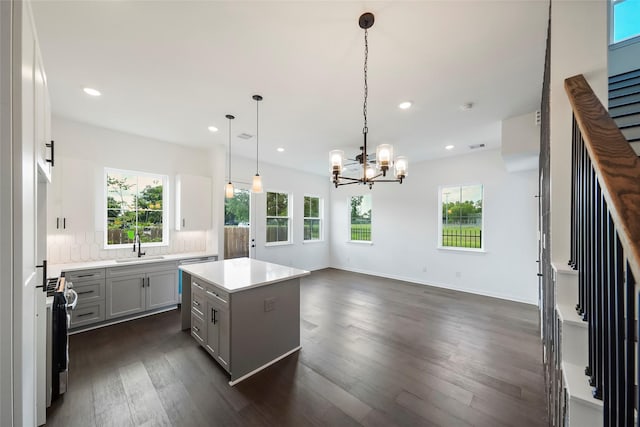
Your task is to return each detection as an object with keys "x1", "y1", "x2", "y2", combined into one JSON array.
[{"x1": 623, "y1": 264, "x2": 635, "y2": 425}]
